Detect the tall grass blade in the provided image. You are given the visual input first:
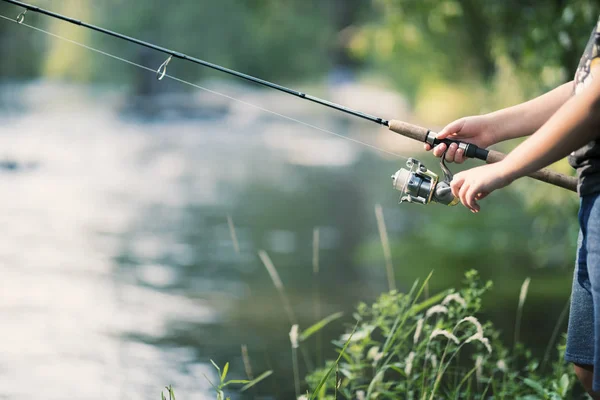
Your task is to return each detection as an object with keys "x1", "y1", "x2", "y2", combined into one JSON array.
[
  {"x1": 161, "y1": 385, "x2": 176, "y2": 400},
  {"x1": 259, "y1": 250, "x2": 313, "y2": 370},
  {"x1": 227, "y1": 215, "x2": 240, "y2": 254},
  {"x1": 382, "y1": 271, "x2": 435, "y2": 360},
  {"x1": 300, "y1": 312, "x2": 344, "y2": 341},
  {"x1": 366, "y1": 369, "x2": 385, "y2": 399},
  {"x1": 541, "y1": 298, "x2": 570, "y2": 371},
  {"x1": 375, "y1": 204, "x2": 396, "y2": 291},
  {"x1": 291, "y1": 324, "x2": 301, "y2": 398},
  {"x1": 313, "y1": 228, "x2": 320, "y2": 275},
  {"x1": 312, "y1": 227, "x2": 322, "y2": 367},
  {"x1": 258, "y1": 250, "x2": 297, "y2": 325},
  {"x1": 240, "y1": 370, "x2": 273, "y2": 392},
  {"x1": 310, "y1": 323, "x2": 358, "y2": 400},
  {"x1": 514, "y1": 277, "x2": 530, "y2": 349},
  {"x1": 210, "y1": 359, "x2": 221, "y2": 375},
  {"x1": 241, "y1": 344, "x2": 254, "y2": 380}
]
